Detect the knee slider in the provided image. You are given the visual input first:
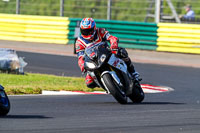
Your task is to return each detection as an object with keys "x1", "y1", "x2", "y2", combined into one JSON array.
[
  {"x1": 86, "y1": 82, "x2": 97, "y2": 88},
  {"x1": 117, "y1": 48, "x2": 128, "y2": 58},
  {"x1": 85, "y1": 74, "x2": 97, "y2": 88}
]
